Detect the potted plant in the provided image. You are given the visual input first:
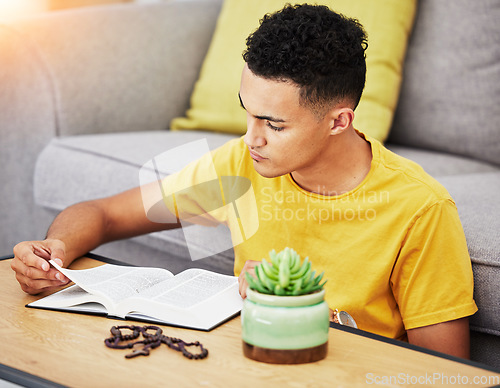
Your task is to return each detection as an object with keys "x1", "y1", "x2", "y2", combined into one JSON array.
[{"x1": 241, "y1": 247, "x2": 329, "y2": 364}]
